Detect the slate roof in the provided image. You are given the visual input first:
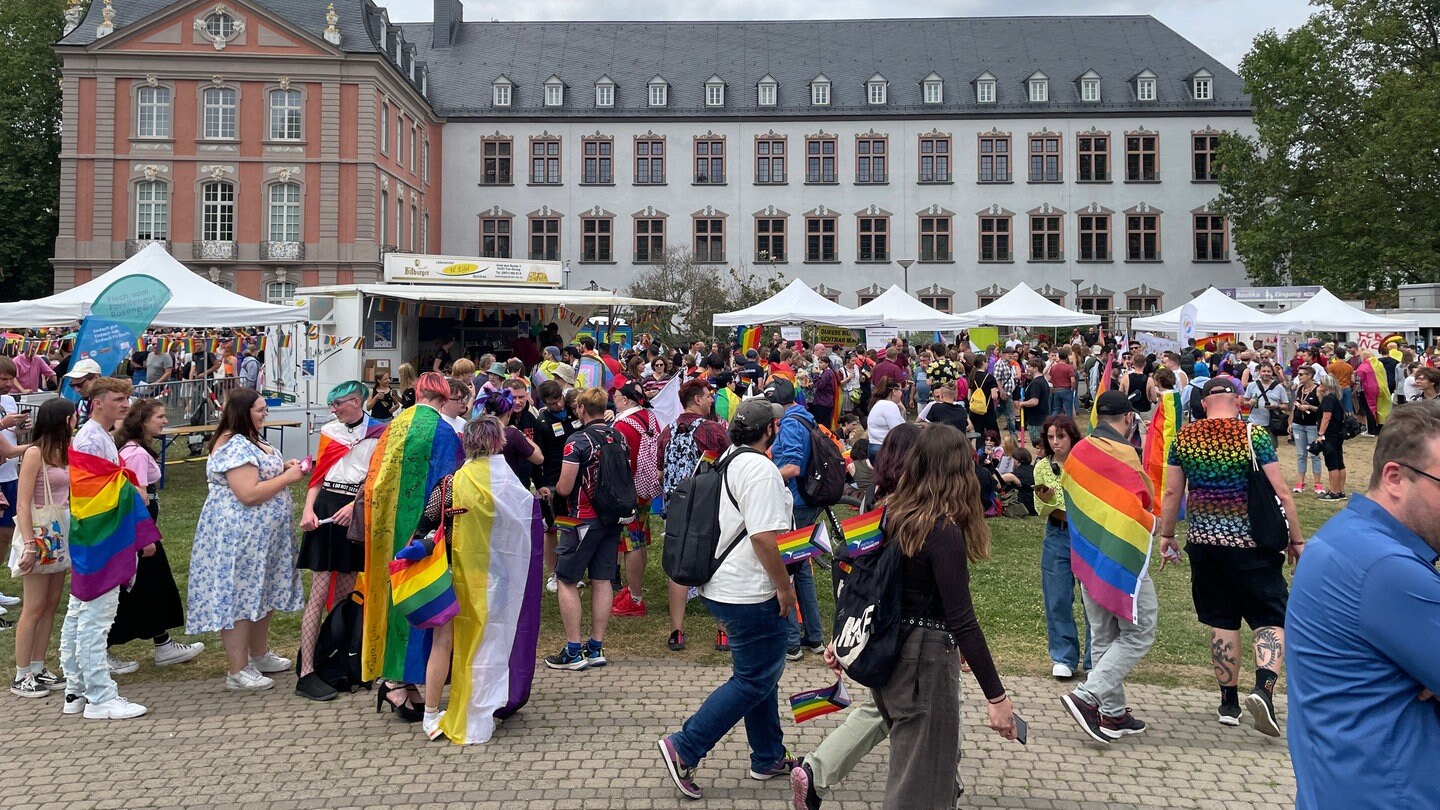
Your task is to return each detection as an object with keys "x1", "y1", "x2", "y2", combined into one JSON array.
[{"x1": 59, "y1": 0, "x2": 380, "y2": 53}]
